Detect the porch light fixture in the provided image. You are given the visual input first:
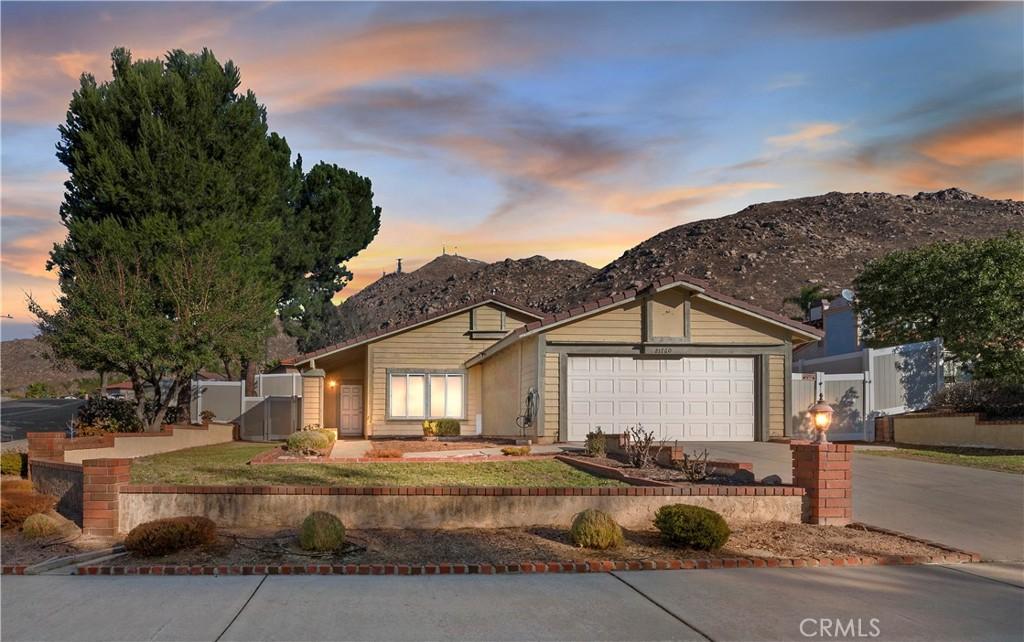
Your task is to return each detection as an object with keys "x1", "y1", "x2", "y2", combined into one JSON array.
[
  {"x1": 328, "y1": 379, "x2": 337, "y2": 389},
  {"x1": 808, "y1": 394, "x2": 834, "y2": 443}
]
